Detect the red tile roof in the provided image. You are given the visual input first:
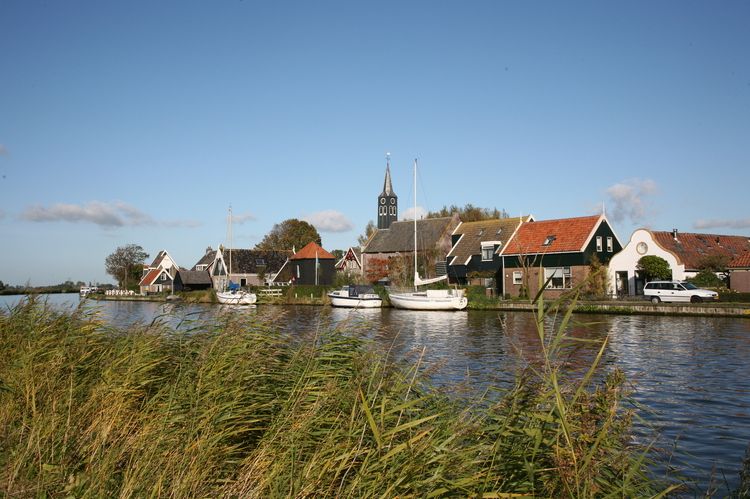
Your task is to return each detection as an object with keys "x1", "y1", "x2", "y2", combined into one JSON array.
[
  {"x1": 502, "y1": 215, "x2": 603, "y2": 255},
  {"x1": 732, "y1": 251, "x2": 750, "y2": 268},
  {"x1": 651, "y1": 231, "x2": 750, "y2": 270},
  {"x1": 139, "y1": 268, "x2": 162, "y2": 286},
  {"x1": 291, "y1": 242, "x2": 335, "y2": 260}
]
